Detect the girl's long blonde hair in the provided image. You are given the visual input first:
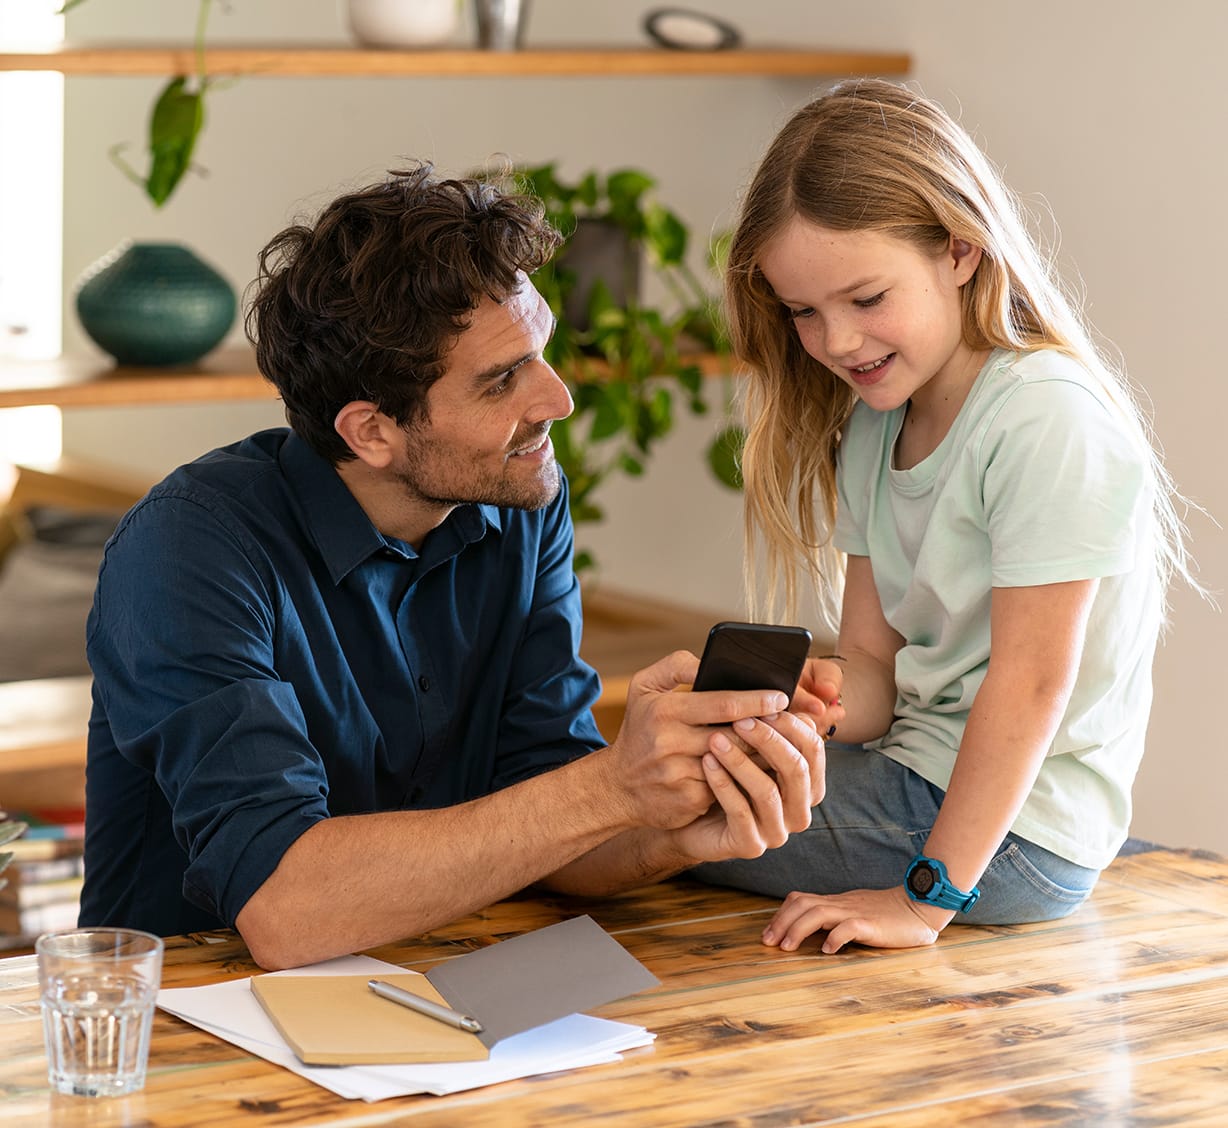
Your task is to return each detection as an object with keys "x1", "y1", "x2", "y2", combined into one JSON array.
[{"x1": 726, "y1": 78, "x2": 1196, "y2": 626}]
